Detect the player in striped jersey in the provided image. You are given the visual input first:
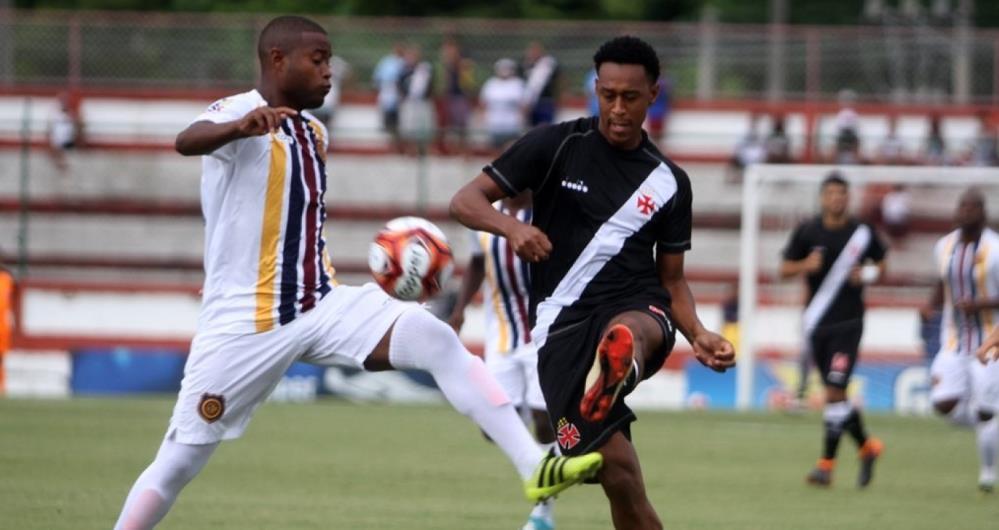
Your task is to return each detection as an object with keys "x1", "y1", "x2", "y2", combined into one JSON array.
[
  {"x1": 112, "y1": 16, "x2": 600, "y2": 530},
  {"x1": 924, "y1": 189, "x2": 999, "y2": 493},
  {"x1": 449, "y1": 191, "x2": 557, "y2": 530}
]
